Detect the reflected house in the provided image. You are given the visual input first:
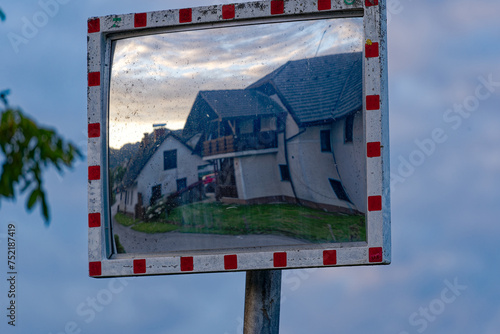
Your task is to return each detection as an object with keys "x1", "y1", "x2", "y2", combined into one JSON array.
[
  {"x1": 183, "y1": 52, "x2": 366, "y2": 214},
  {"x1": 183, "y1": 89, "x2": 286, "y2": 200},
  {"x1": 116, "y1": 128, "x2": 211, "y2": 218}
]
